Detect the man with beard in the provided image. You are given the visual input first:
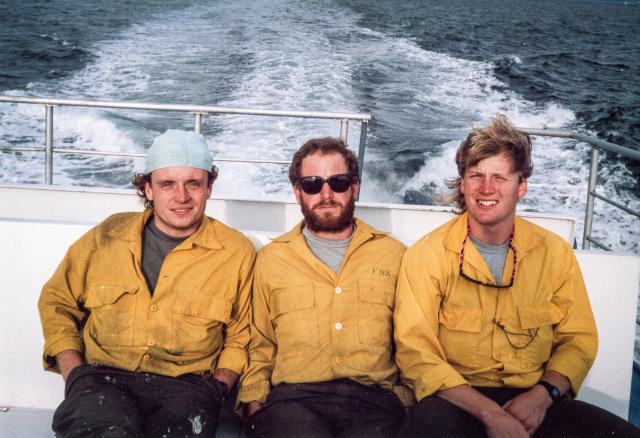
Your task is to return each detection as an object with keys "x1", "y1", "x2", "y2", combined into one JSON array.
[{"x1": 238, "y1": 137, "x2": 407, "y2": 438}]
